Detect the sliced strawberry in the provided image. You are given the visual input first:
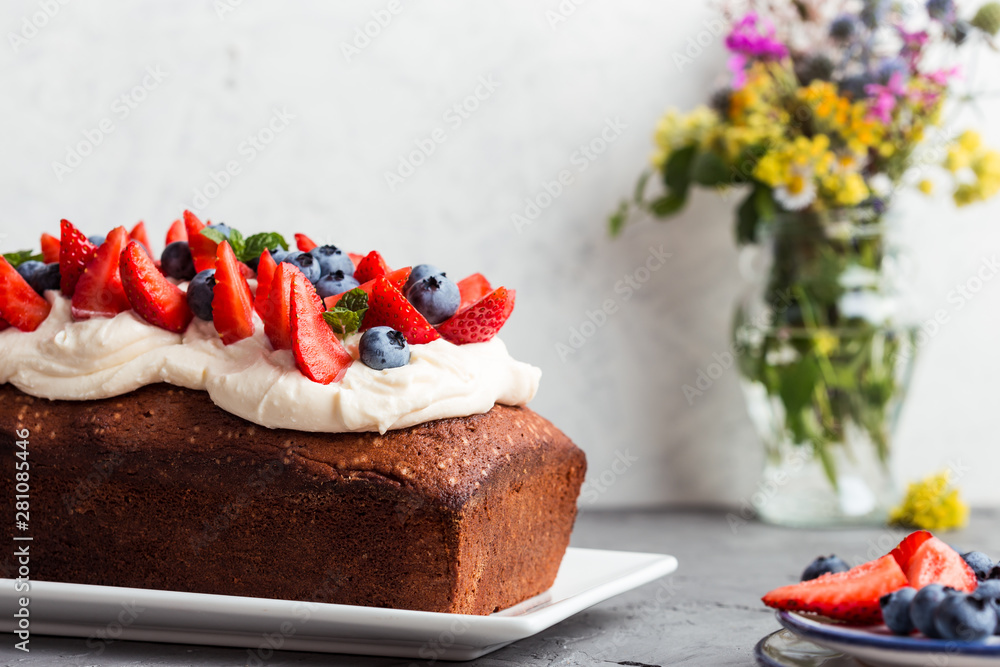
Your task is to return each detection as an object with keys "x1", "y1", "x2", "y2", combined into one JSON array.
[
  {"x1": 762, "y1": 554, "x2": 908, "y2": 625},
  {"x1": 263, "y1": 263, "x2": 299, "y2": 350},
  {"x1": 290, "y1": 273, "x2": 353, "y2": 384},
  {"x1": 456, "y1": 273, "x2": 492, "y2": 312},
  {"x1": 59, "y1": 219, "x2": 98, "y2": 296},
  {"x1": 71, "y1": 226, "x2": 131, "y2": 320},
  {"x1": 254, "y1": 249, "x2": 278, "y2": 320},
  {"x1": 166, "y1": 219, "x2": 187, "y2": 245},
  {"x1": 322, "y1": 266, "x2": 411, "y2": 310},
  {"x1": 889, "y1": 531, "x2": 934, "y2": 571},
  {"x1": 362, "y1": 276, "x2": 439, "y2": 345},
  {"x1": 184, "y1": 210, "x2": 217, "y2": 273},
  {"x1": 906, "y1": 536, "x2": 977, "y2": 592},
  {"x1": 354, "y1": 250, "x2": 391, "y2": 283},
  {"x1": 130, "y1": 221, "x2": 153, "y2": 255},
  {"x1": 437, "y1": 287, "x2": 515, "y2": 345},
  {"x1": 120, "y1": 241, "x2": 193, "y2": 333},
  {"x1": 213, "y1": 241, "x2": 256, "y2": 345},
  {"x1": 349, "y1": 252, "x2": 364, "y2": 269},
  {"x1": 41, "y1": 233, "x2": 60, "y2": 264},
  {"x1": 0, "y1": 317, "x2": 9, "y2": 331},
  {"x1": 295, "y1": 233, "x2": 318, "y2": 252},
  {"x1": 0, "y1": 256, "x2": 51, "y2": 332}
]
